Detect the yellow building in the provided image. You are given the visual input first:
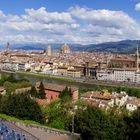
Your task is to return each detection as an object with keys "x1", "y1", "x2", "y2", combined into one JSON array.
[
  {"x1": 57, "y1": 67, "x2": 68, "y2": 76},
  {"x1": 67, "y1": 69, "x2": 81, "y2": 78},
  {"x1": 57, "y1": 67, "x2": 81, "y2": 77}
]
